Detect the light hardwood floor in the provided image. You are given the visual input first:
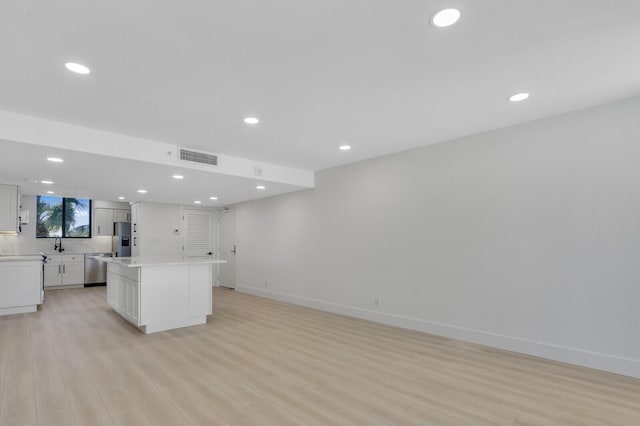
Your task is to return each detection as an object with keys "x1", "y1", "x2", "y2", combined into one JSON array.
[{"x1": 1, "y1": 287, "x2": 639, "y2": 425}]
